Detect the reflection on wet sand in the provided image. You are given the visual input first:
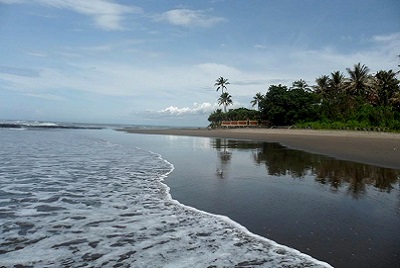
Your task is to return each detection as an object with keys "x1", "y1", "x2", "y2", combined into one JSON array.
[{"x1": 212, "y1": 139, "x2": 400, "y2": 199}]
